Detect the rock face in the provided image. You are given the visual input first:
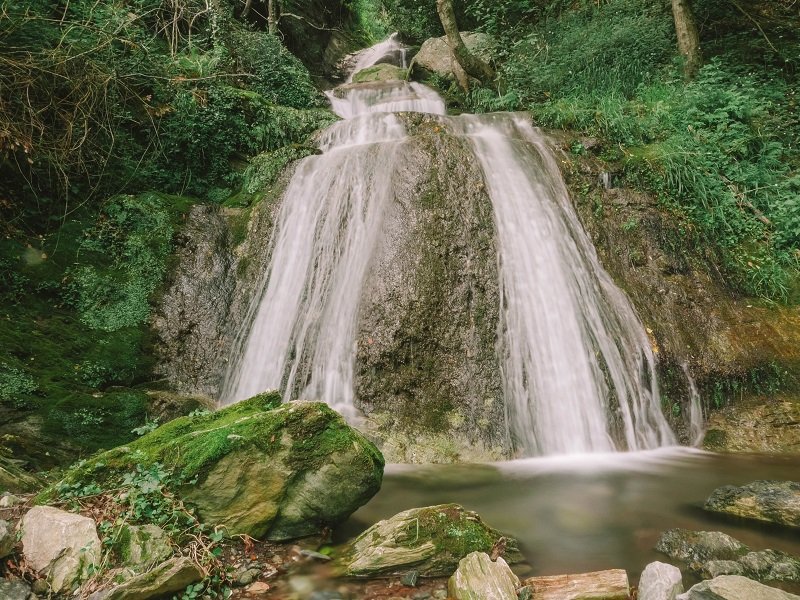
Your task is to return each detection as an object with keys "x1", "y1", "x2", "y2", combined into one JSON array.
[
  {"x1": 676, "y1": 575, "x2": 800, "y2": 600},
  {"x1": 411, "y1": 33, "x2": 492, "y2": 82},
  {"x1": 20, "y1": 506, "x2": 101, "y2": 593},
  {"x1": 46, "y1": 393, "x2": 384, "y2": 540},
  {"x1": 103, "y1": 556, "x2": 203, "y2": 600},
  {"x1": 521, "y1": 569, "x2": 630, "y2": 600},
  {"x1": 352, "y1": 64, "x2": 407, "y2": 83},
  {"x1": 448, "y1": 552, "x2": 519, "y2": 600},
  {"x1": 638, "y1": 561, "x2": 684, "y2": 600},
  {"x1": 704, "y1": 481, "x2": 800, "y2": 528},
  {"x1": 703, "y1": 397, "x2": 800, "y2": 454},
  {"x1": 655, "y1": 529, "x2": 749, "y2": 566},
  {"x1": 335, "y1": 504, "x2": 521, "y2": 578}
]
